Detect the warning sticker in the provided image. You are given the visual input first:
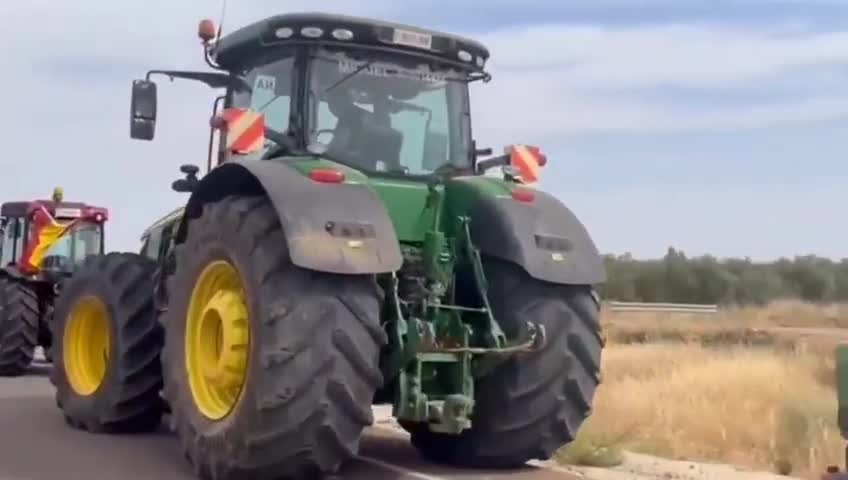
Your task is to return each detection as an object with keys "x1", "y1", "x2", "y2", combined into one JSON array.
[
  {"x1": 250, "y1": 75, "x2": 278, "y2": 111},
  {"x1": 254, "y1": 75, "x2": 276, "y2": 92},
  {"x1": 248, "y1": 74, "x2": 290, "y2": 132}
]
